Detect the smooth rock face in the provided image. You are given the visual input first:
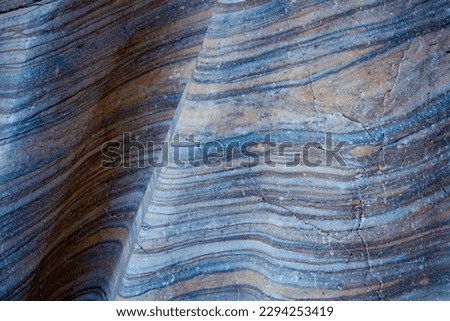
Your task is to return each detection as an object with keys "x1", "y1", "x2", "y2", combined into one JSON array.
[
  {"x1": 1, "y1": 0, "x2": 449, "y2": 300},
  {"x1": 0, "y1": 0, "x2": 212, "y2": 300}
]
